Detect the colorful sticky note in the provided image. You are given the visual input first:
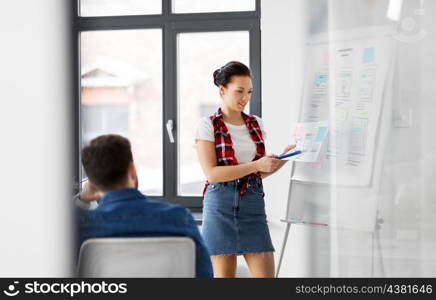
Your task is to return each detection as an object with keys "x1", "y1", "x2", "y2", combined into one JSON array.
[
  {"x1": 363, "y1": 47, "x2": 375, "y2": 64},
  {"x1": 314, "y1": 126, "x2": 328, "y2": 142},
  {"x1": 324, "y1": 52, "x2": 330, "y2": 65},
  {"x1": 315, "y1": 74, "x2": 328, "y2": 88},
  {"x1": 292, "y1": 125, "x2": 305, "y2": 139}
]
